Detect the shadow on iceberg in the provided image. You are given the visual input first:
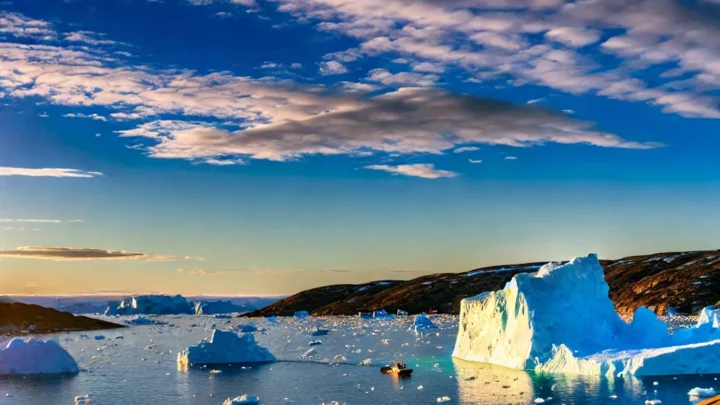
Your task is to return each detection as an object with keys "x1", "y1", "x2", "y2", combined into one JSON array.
[
  {"x1": 0, "y1": 338, "x2": 79, "y2": 375},
  {"x1": 177, "y1": 329, "x2": 276, "y2": 369},
  {"x1": 453, "y1": 254, "x2": 720, "y2": 377}
]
